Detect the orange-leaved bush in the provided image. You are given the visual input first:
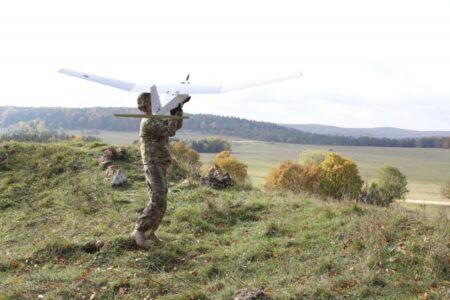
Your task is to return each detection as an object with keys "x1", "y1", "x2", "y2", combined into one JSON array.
[
  {"x1": 169, "y1": 141, "x2": 201, "y2": 182},
  {"x1": 265, "y1": 161, "x2": 321, "y2": 194},
  {"x1": 318, "y1": 152, "x2": 363, "y2": 200},
  {"x1": 213, "y1": 151, "x2": 247, "y2": 181}
]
